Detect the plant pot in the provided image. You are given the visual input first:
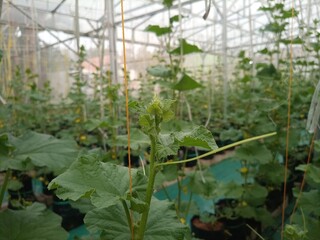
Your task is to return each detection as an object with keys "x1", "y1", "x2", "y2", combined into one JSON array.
[
  {"x1": 265, "y1": 188, "x2": 282, "y2": 212},
  {"x1": 222, "y1": 217, "x2": 247, "y2": 240},
  {"x1": 8, "y1": 174, "x2": 36, "y2": 209},
  {"x1": 52, "y1": 196, "x2": 84, "y2": 231},
  {"x1": 214, "y1": 199, "x2": 249, "y2": 240},
  {"x1": 123, "y1": 154, "x2": 141, "y2": 168},
  {"x1": 40, "y1": 172, "x2": 55, "y2": 196},
  {"x1": 190, "y1": 215, "x2": 225, "y2": 240}
]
